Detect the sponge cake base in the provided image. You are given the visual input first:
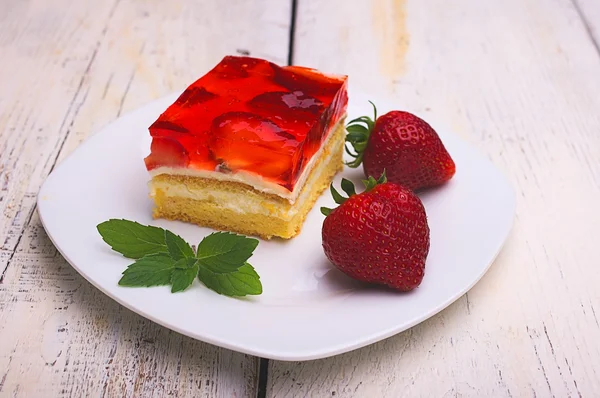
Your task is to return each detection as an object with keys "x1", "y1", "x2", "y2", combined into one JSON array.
[{"x1": 148, "y1": 121, "x2": 345, "y2": 239}]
